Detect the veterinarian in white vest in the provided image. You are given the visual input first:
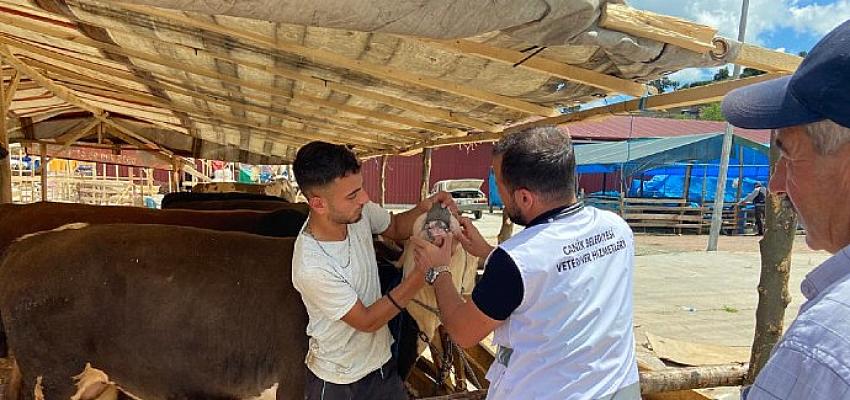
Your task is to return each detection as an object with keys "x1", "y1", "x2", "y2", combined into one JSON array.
[{"x1": 412, "y1": 126, "x2": 639, "y2": 400}]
